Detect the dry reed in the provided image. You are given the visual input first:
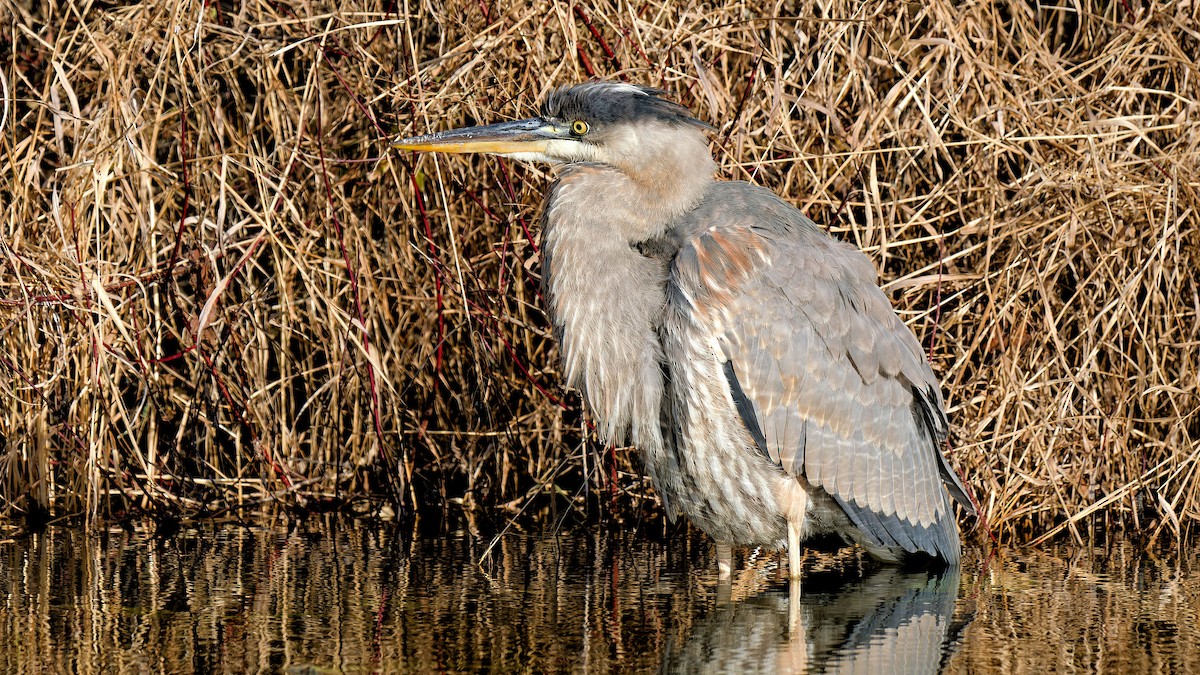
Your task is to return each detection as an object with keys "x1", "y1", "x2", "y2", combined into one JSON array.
[{"x1": 1, "y1": 0, "x2": 1198, "y2": 545}]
